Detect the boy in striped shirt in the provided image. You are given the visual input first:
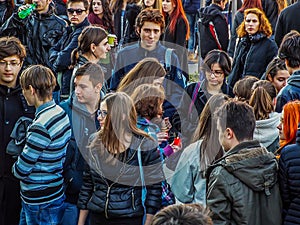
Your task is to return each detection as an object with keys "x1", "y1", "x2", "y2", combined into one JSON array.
[{"x1": 13, "y1": 65, "x2": 71, "y2": 225}]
